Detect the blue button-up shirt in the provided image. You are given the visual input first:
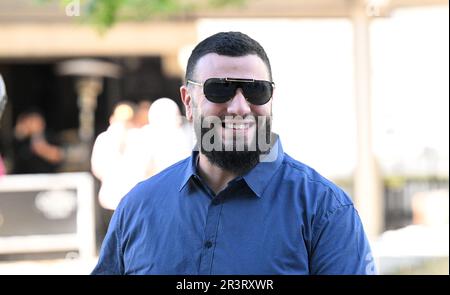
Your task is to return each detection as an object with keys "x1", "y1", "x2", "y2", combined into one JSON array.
[{"x1": 92, "y1": 138, "x2": 375, "y2": 275}]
